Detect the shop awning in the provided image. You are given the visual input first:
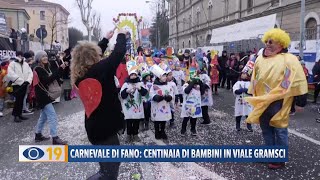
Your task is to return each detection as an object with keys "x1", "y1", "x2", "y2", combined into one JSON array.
[{"x1": 210, "y1": 14, "x2": 276, "y2": 44}]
